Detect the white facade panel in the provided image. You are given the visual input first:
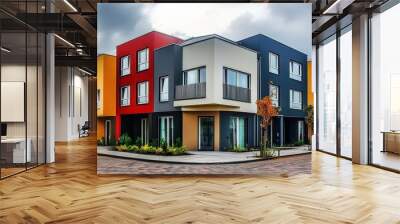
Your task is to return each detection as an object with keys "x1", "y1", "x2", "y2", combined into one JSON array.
[{"x1": 176, "y1": 38, "x2": 258, "y2": 113}]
